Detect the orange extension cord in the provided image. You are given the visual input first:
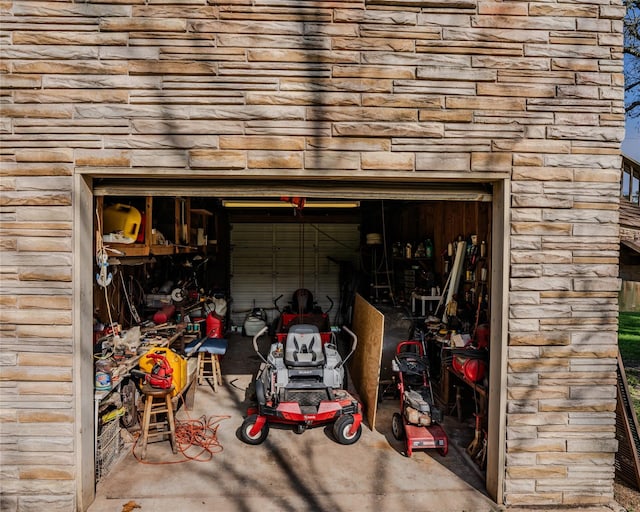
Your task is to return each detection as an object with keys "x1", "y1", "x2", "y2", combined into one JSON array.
[{"x1": 131, "y1": 397, "x2": 230, "y2": 465}]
